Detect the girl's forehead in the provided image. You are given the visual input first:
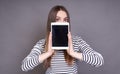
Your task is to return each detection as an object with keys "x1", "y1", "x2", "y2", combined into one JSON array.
[{"x1": 56, "y1": 10, "x2": 67, "y2": 17}]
